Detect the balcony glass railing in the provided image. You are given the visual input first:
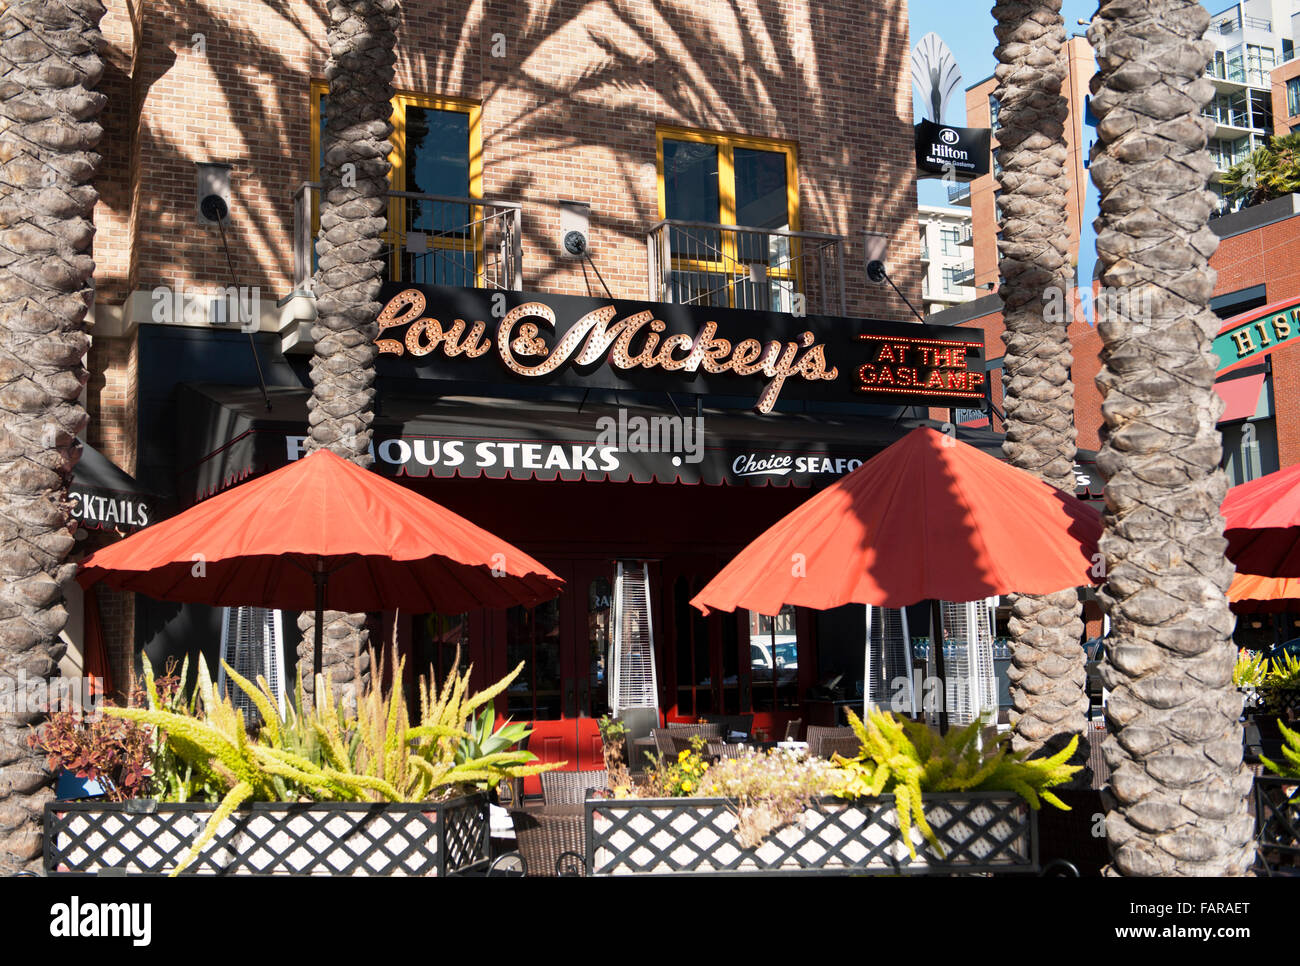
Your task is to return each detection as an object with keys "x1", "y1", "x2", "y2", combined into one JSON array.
[
  {"x1": 947, "y1": 182, "x2": 972, "y2": 204},
  {"x1": 292, "y1": 182, "x2": 523, "y2": 293},
  {"x1": 646, "y1": 220, "x2": 846, "y2": 315}
]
